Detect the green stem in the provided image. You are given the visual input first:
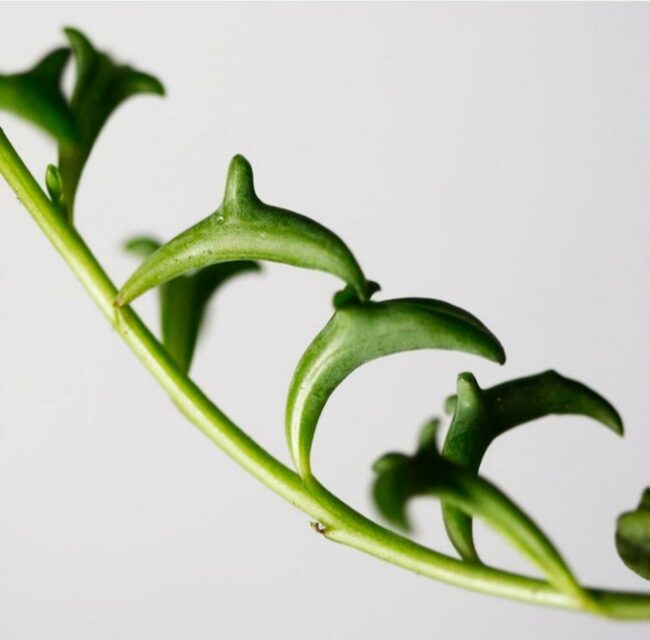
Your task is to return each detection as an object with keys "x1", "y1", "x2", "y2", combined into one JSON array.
[{"x1": 1, "y1": 127, "x2": 649, "y2": 620}]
